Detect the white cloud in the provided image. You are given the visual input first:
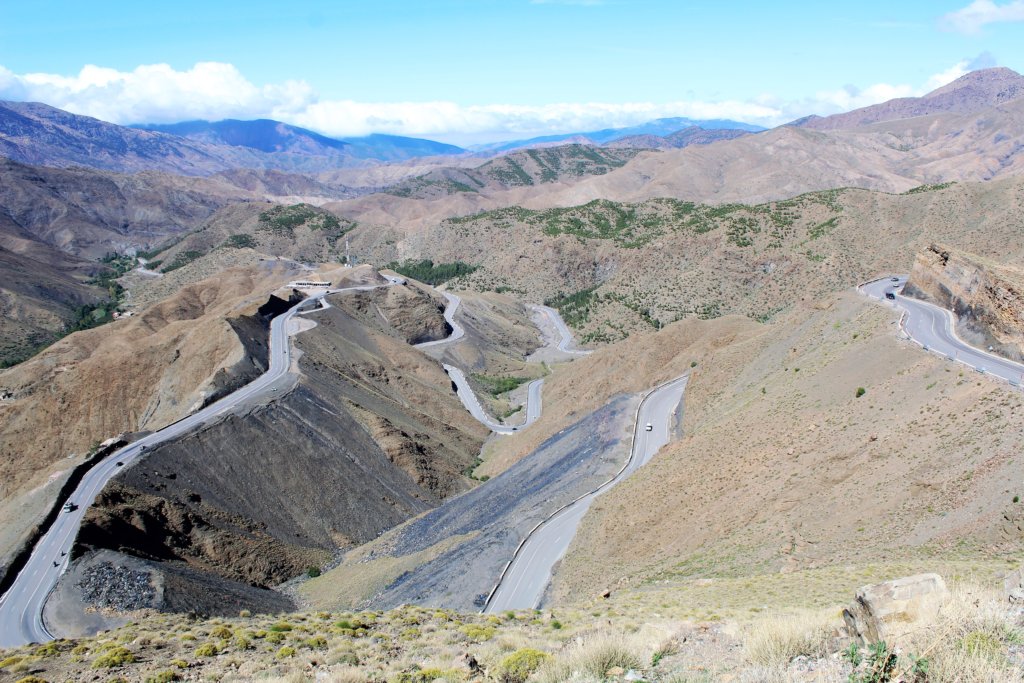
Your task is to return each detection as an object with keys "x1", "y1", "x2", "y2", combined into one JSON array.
[
  {"x1": 0, "y1": 60, "x2": 988, "y2": 145},
  {"x1": 941, "y1": 0, "x2": 1024, "y2": 34}
]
